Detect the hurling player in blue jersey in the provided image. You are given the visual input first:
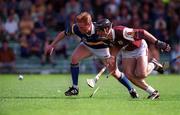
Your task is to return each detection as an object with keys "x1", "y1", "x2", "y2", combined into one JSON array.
[{"x1": 45, "y1": 12, "x2": 138, "y2": 98}]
